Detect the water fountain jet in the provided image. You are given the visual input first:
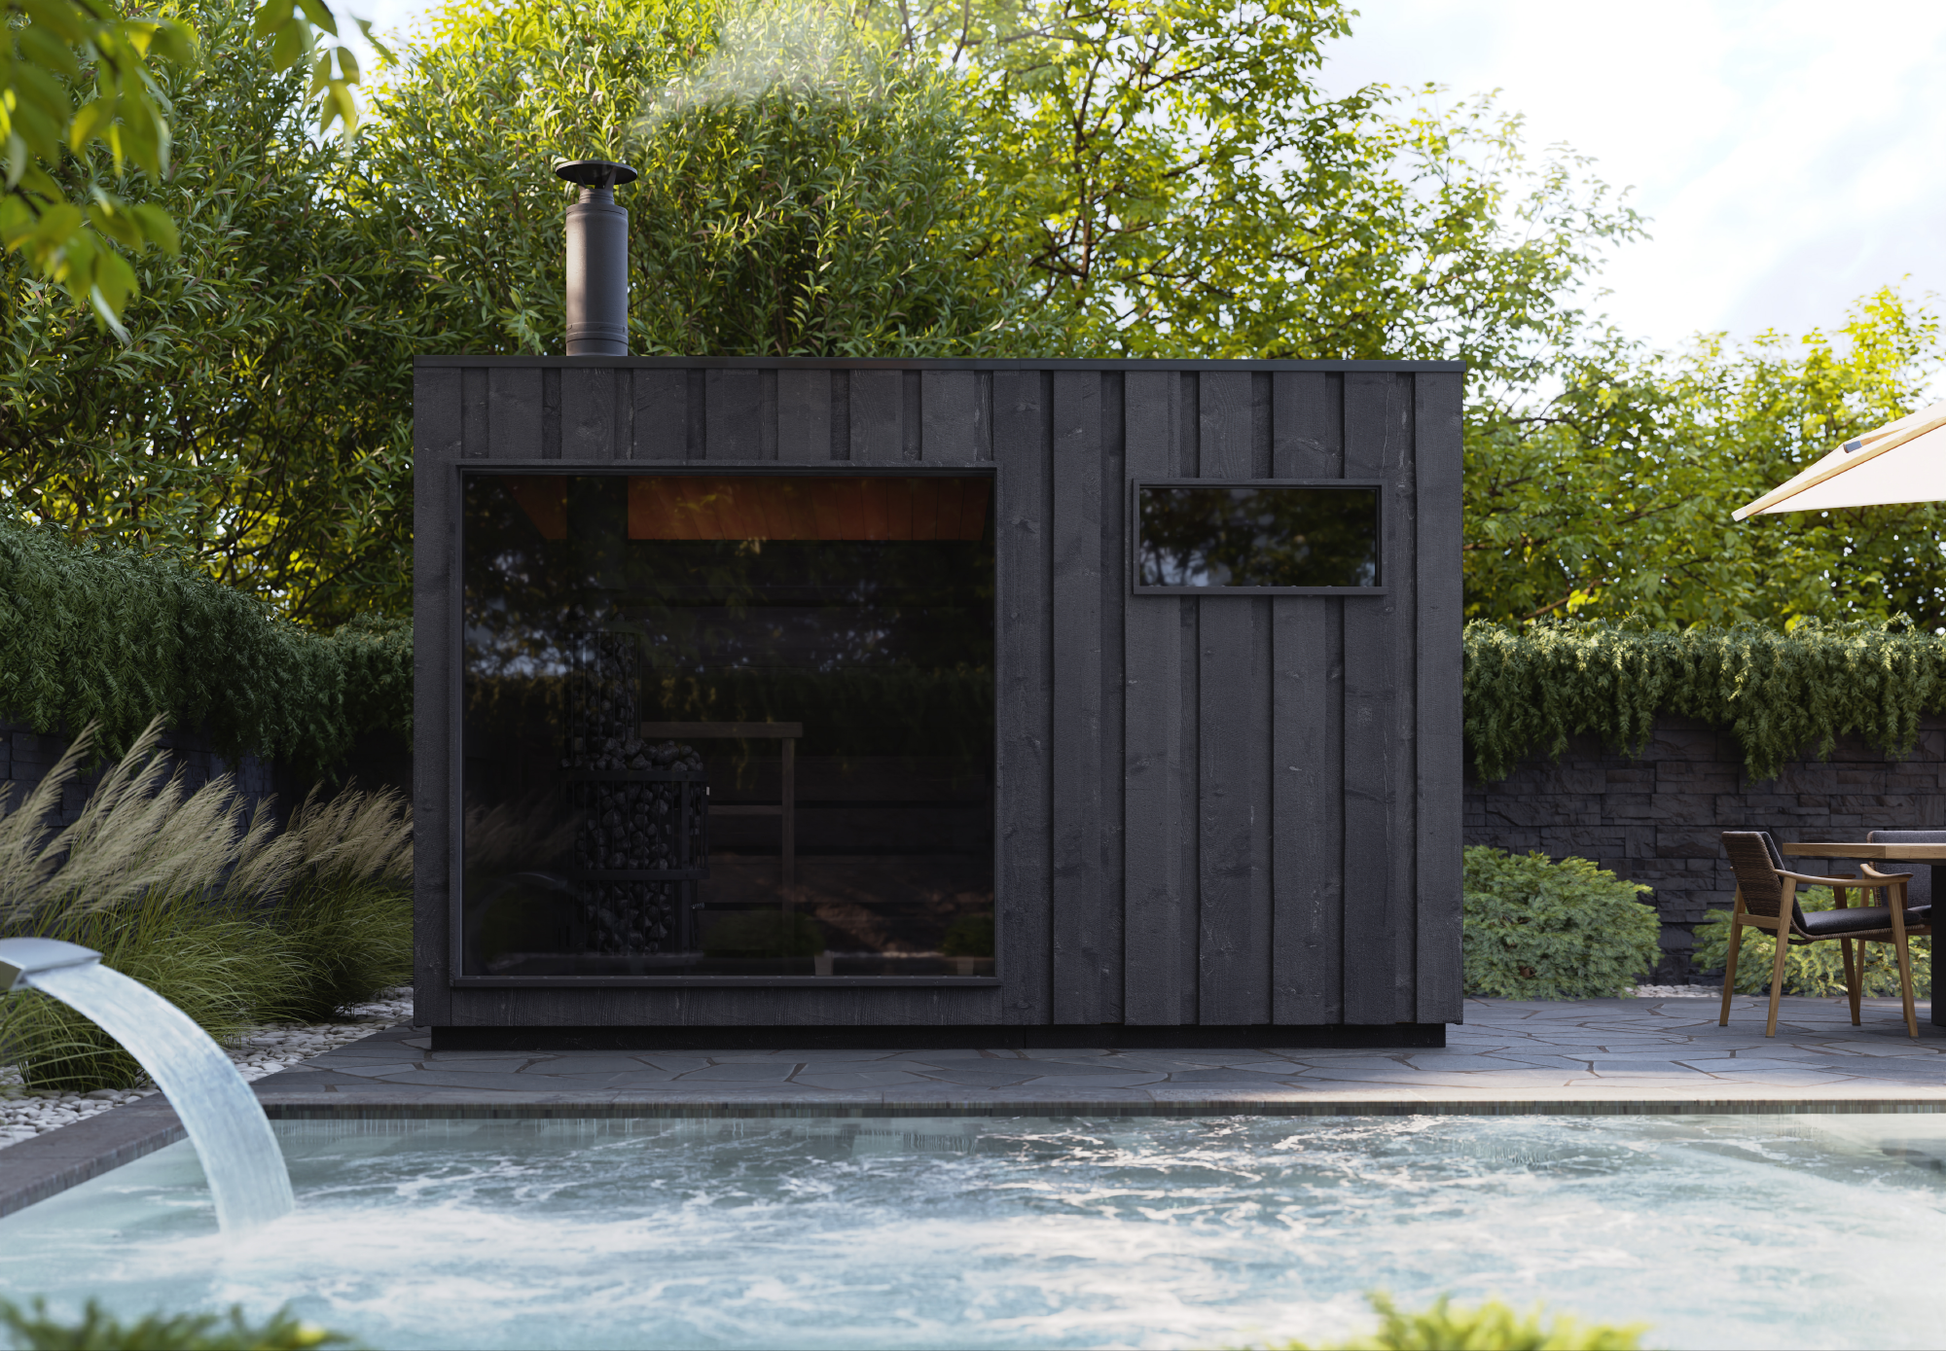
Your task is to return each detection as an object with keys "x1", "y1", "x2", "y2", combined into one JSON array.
[{"x1": 0, "y1": 937, "x2": 294, "y2": 1232}]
